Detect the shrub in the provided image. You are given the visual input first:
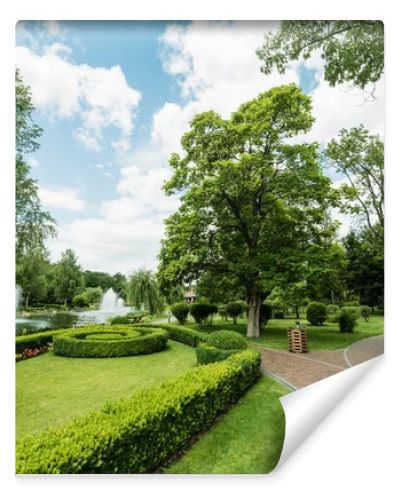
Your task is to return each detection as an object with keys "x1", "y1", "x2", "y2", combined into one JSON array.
[
  {"x1": 226, "y1": 301, "x2": 244, "y2": 324},
  {"x1": 189, "y1": 303, "x2": 217, "y2": 325},
  {"x1": 72, "y1": 294, "x2": 89, "y2": 308},
  {"x1": 260, "y1": 303, "x2": 273, "y2": 326},
  {"x1": 306, "y1": 302, "x2": 327, "y2": 326},
  {"x1": 16, "y1": 349, "x2": 261, "y2": 474},
  {"x1": 338, "y1": 307, "x2": 358, "y2": 333},
  {"x1": 206, "y1": 330, "x2": 247, "y2": 350},
  {"x1": 16, "y1": 331, "x2": 55, "y2": 353},
  {"x1": 53, "y1": 327, "x2": 167, "y2": 358},
  {"x1": 171, "y1": 303, "x2": 190, "y2": 324},
  {"x1": 147, "y1": 323, "x2": 207, "y2": 347},
  {"x1": 196, "y1": 344, "x2": 243, "y2": 365},
  {"x1": 273, "y1": 310, "x2": 284, "y2": 319},
  {"x1": 326, "y1": 304, "x2": 340, "y2": 322},
  {"x1": 109, "y1": 315, "x2": 131, "y2": 325},
  {"x1": 360, "y1": 305, "x2": 372, "y2": 322}
]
